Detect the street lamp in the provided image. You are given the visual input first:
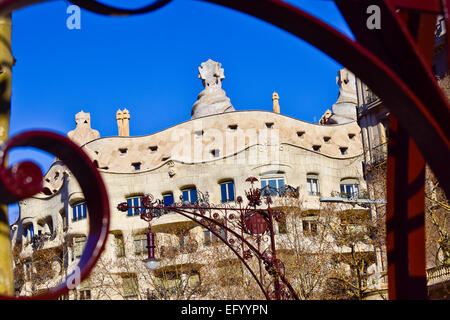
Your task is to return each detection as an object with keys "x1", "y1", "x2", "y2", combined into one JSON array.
[{"x1": 144, "y1": 226, "x2": 159, "y2": 270}]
